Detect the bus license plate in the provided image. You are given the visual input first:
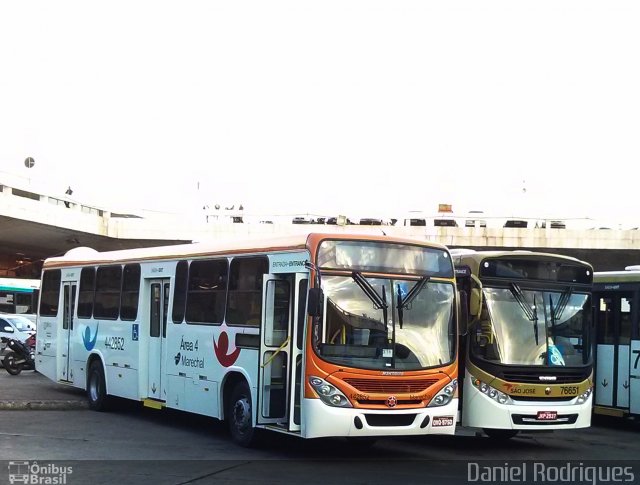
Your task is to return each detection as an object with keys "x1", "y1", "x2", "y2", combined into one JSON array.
[
  {"x1": 432, "y1": 416, "x2": 454, "y2": 427},
  {"x1": 536, "y1": 411, "x2": 557, "y2": 421}
]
